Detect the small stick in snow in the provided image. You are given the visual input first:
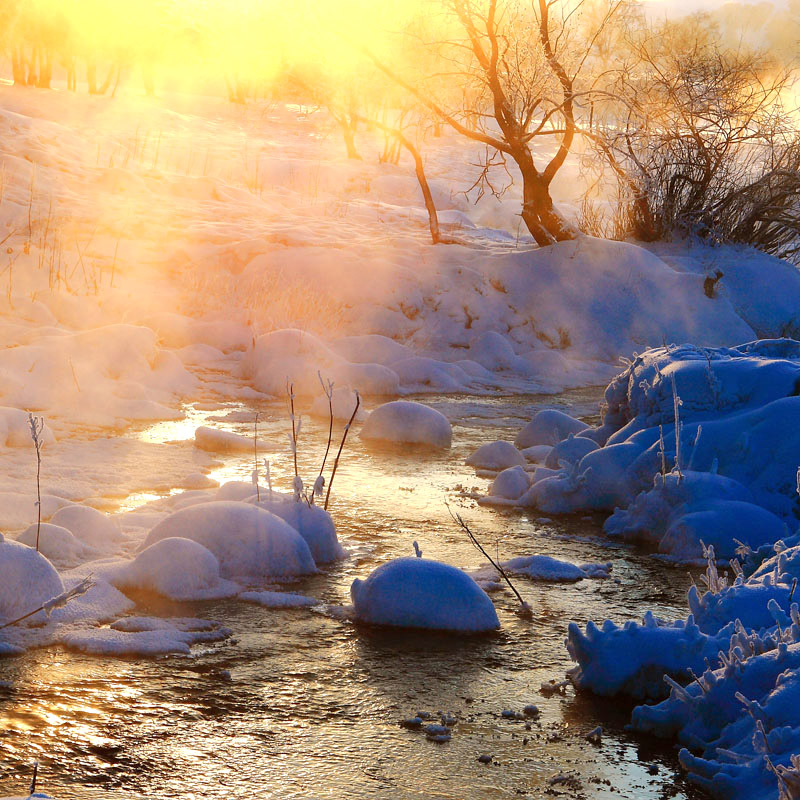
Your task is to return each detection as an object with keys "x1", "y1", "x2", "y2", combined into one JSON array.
[
  {"x1": 29, "y1": 760, "x2": 38, "y2": 796},
  {"x1": 445, "y1": 503, "x2": 532, "y2": 618},
  {"x1": 286, "y1": 380, "x2": 299, "y2": 481},
  {"x1": 324, "y1": 391, "x2": 360, "y2": 511},
  {"x1": 253, "y1": 412, "x2": 260, "y2": 502},
  {"x1": 315, "y1": 372, "x2": 335, "y2": 504},
  {"x1": 27, "y1": 414, "x2": 44, "y2": 552},
  {"x1": 0, "y1": 576, "x2": 95, "y2": 630}
]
